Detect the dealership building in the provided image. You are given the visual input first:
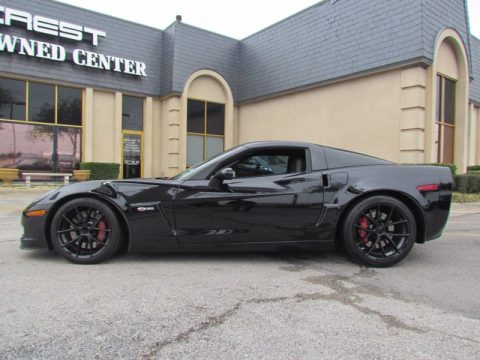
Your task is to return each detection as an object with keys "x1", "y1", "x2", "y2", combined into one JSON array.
[{"x1": 0, "y1": 0, "x2": 479, "y2": 178}]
